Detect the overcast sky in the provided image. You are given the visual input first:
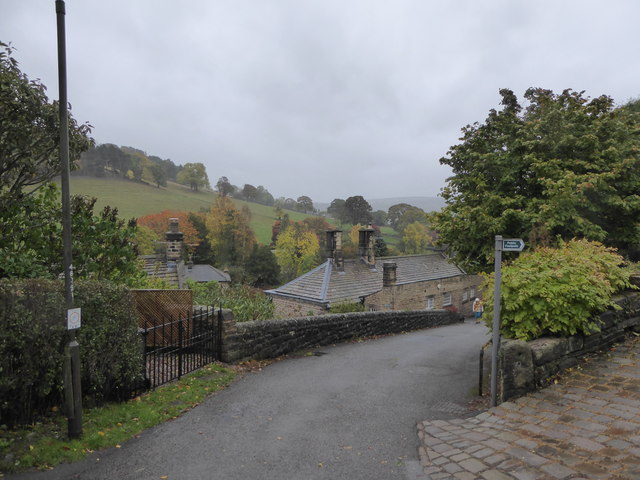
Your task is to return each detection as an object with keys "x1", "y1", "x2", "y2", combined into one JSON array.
[{"x1": 2, "y1": 1, "x2": 639, "y2": 203}]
